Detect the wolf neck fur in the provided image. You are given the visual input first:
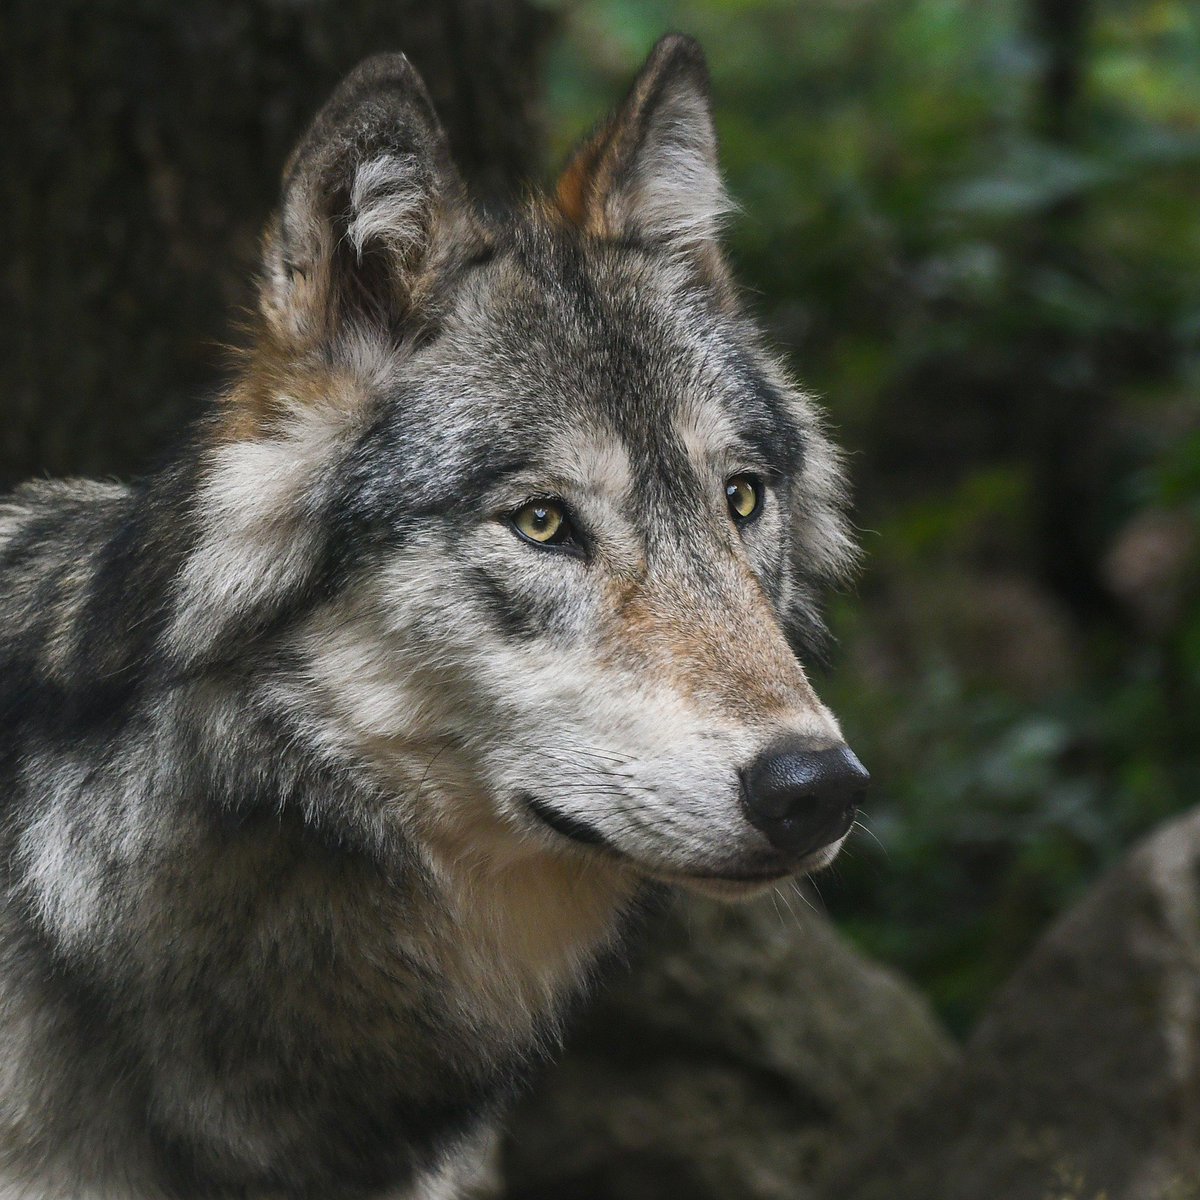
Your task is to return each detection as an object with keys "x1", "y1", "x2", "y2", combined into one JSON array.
[{"x1": 0, "y1": 475, "x2": 637, "y2": 1194}]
